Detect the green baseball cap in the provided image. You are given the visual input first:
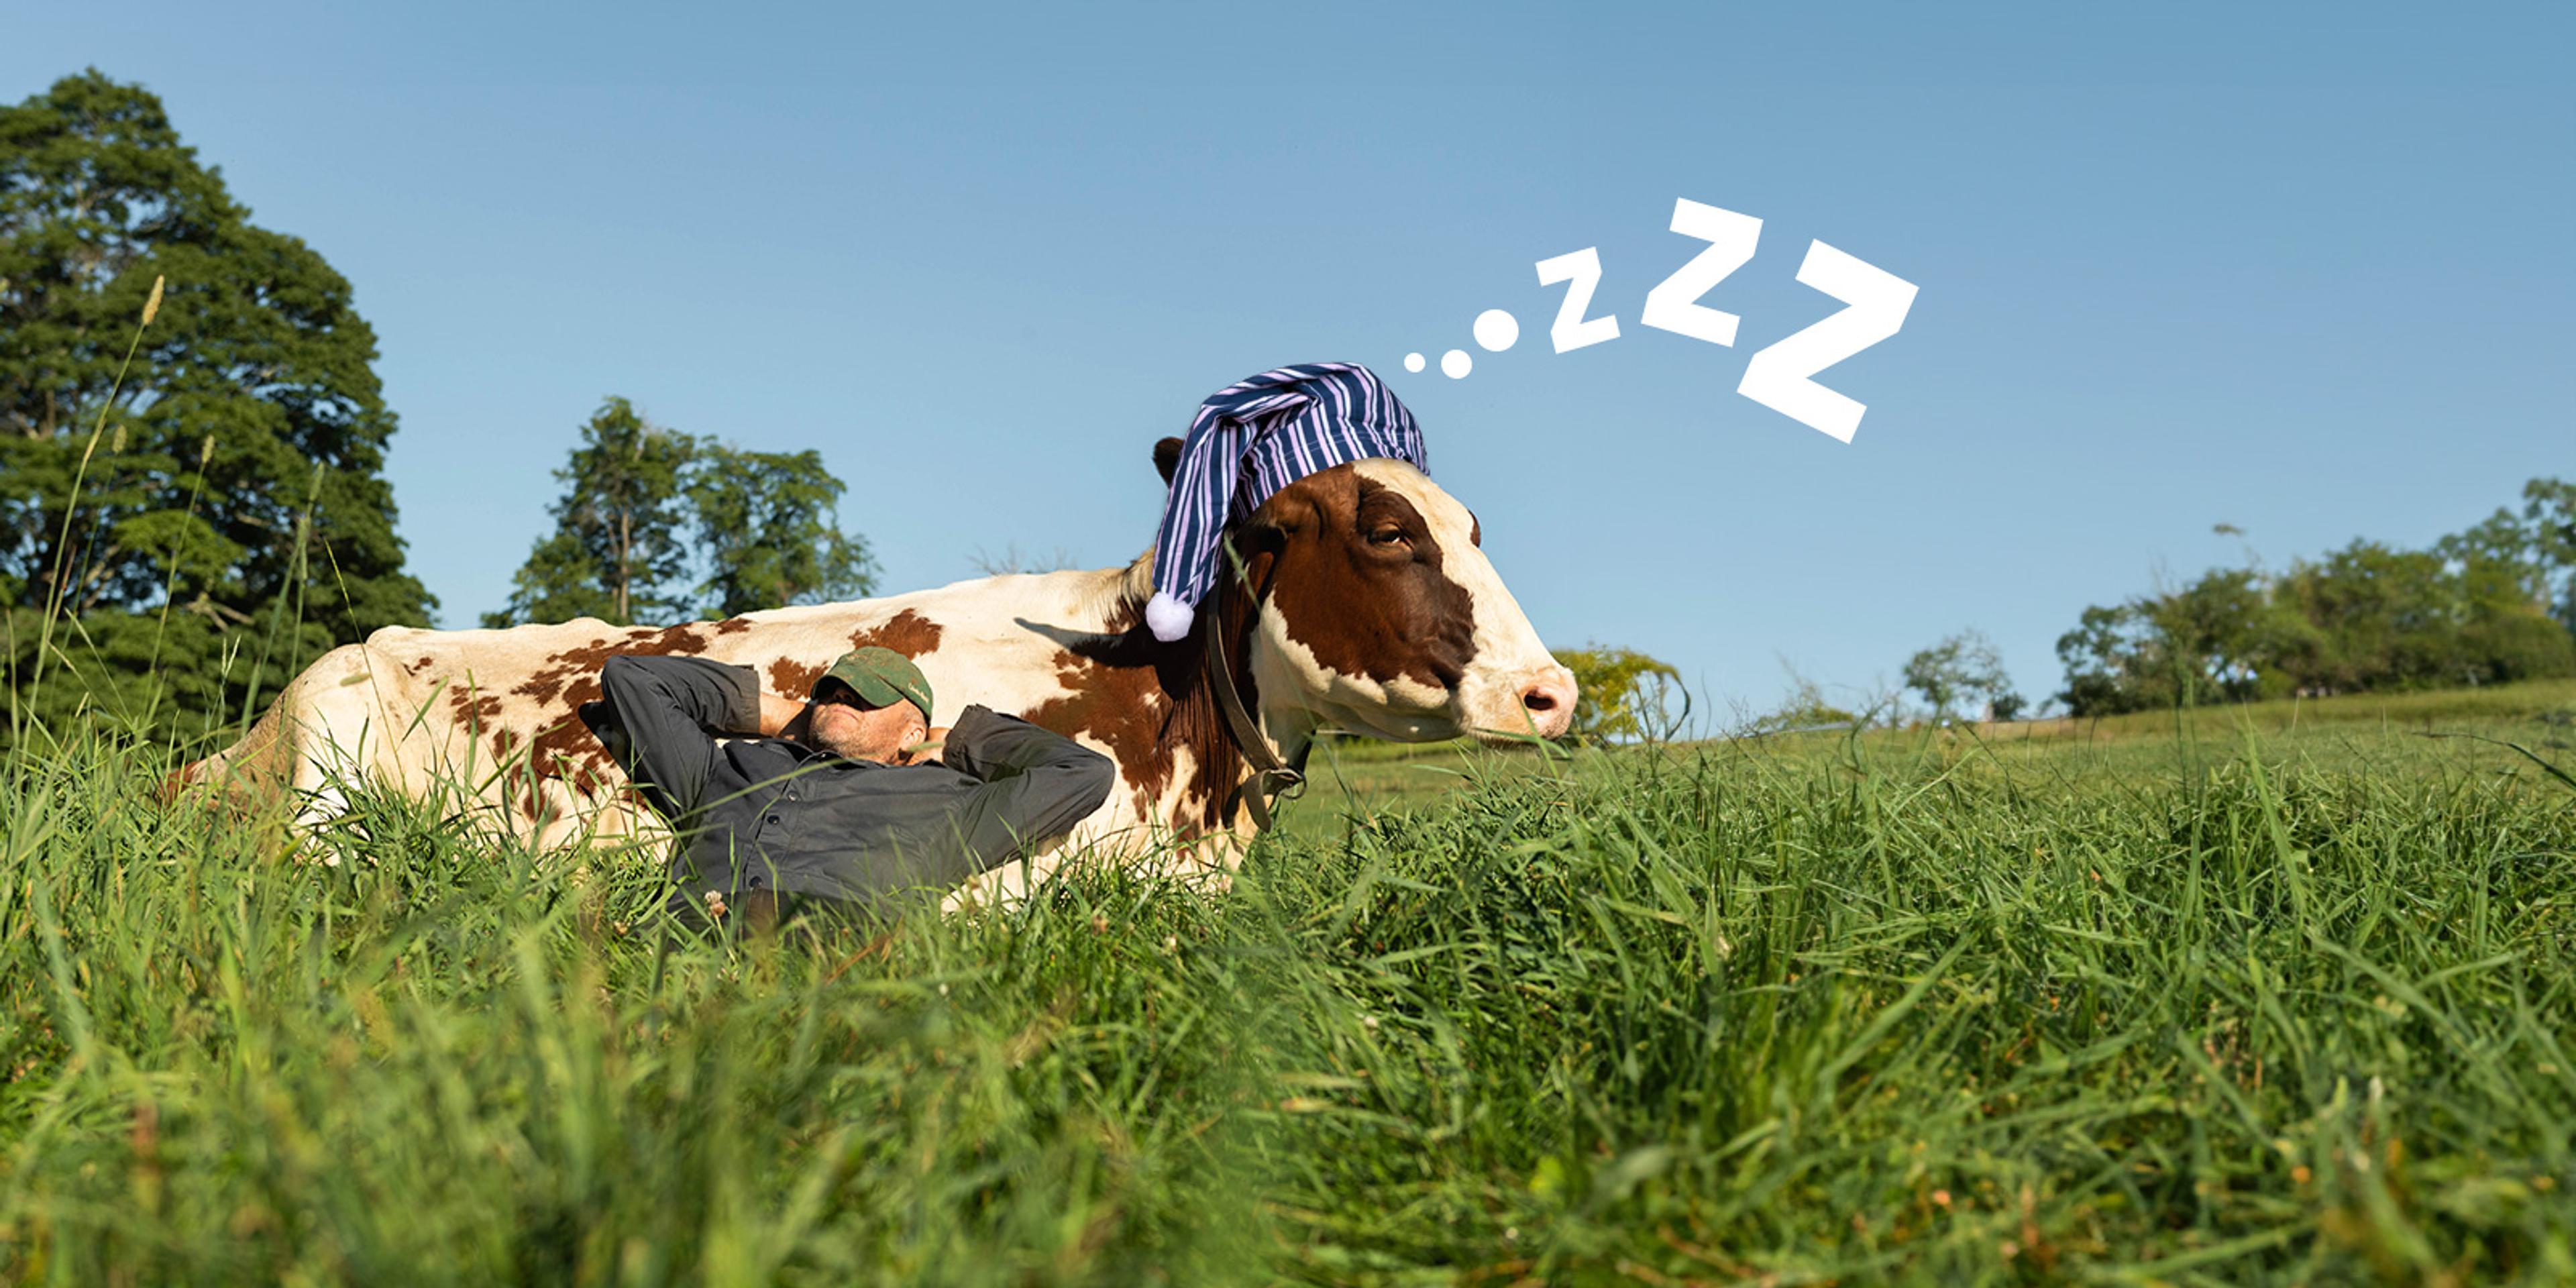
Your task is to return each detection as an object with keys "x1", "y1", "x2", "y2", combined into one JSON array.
[{"x1": 816, "y1": 646, "x2": 934, "y2": 721}]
